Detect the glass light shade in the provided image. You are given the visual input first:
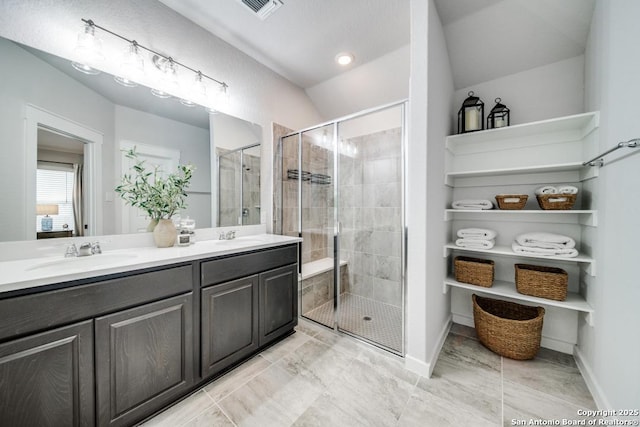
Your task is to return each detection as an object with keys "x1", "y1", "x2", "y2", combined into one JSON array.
[
  {"x1": 71, "y1": 22, "x2": 104, "y2": 75},
  {"x1": 151, "y1": 56, "x2": 178, "y2": 98},
  {"x1": 114, "y1": 42, "x2": 145, "y2": 87},
  {"x1": 180, "y1": 72, "x2": 207, "y2": 107},
  {"x1": 215, "y1": 83, "x2": 230, "y2": 108}
]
